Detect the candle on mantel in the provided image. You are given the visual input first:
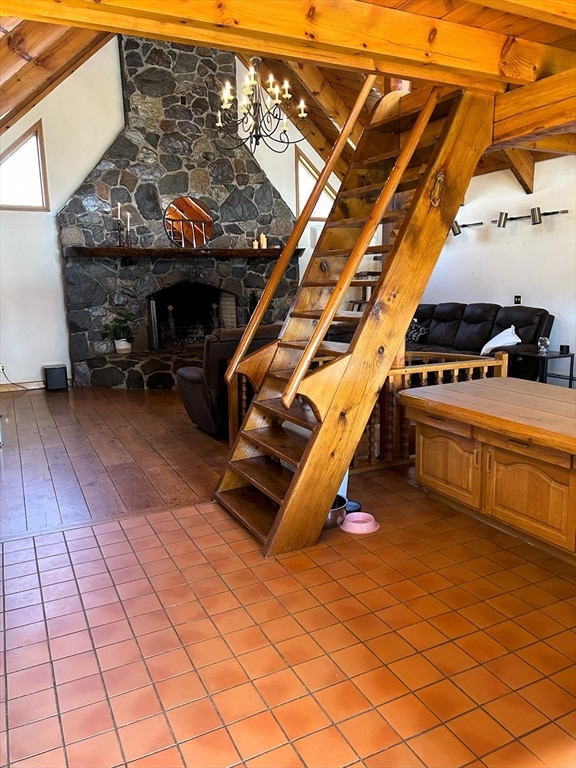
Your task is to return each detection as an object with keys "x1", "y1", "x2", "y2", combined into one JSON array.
[{"x1": 117, "y1": 203, "x2": 121, "y2": 220}]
